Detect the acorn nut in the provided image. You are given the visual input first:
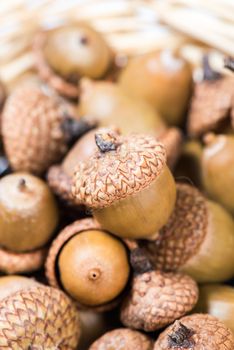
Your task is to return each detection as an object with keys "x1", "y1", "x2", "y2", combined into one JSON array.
[
  {"x1": 72, "y1": 132, "x2": 176, "y2": 239},
  {"x1": 2, "y1": 82, "x2": 83, "y2": 175},
  {"x1": 0, "y1": 172, "x2": 58, "y2": 273},
  {"x1": 120, "y1": 270, "x2": 198, "y2": 332},
  {"x1": 195, "y1": 284, "x2": 234, "y2": 334},
  {"x1": 119, "y1": 49, "x2": 193, "y2": 126},
  {"x1": 89, "y1": 328, "x2": 153, "y2": 350},
  {"x1": 202, "y1": 133, "x2": 234, "y2": 215},
  {"x1": 34, "y1": 24, "x2": 113, "y2": 98},
  {"x1": 141, "y1": 183, "x2": 234, "y2": 282},
  {"x1": 154, "y1": 314, "x2": 234, "y2": 350},
  {"x1": 46, "y1": 218, "x2": 130, "y2": 309},
  {"x1": 0, "y1": 275, "x2": 80, "y2": 349}
]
